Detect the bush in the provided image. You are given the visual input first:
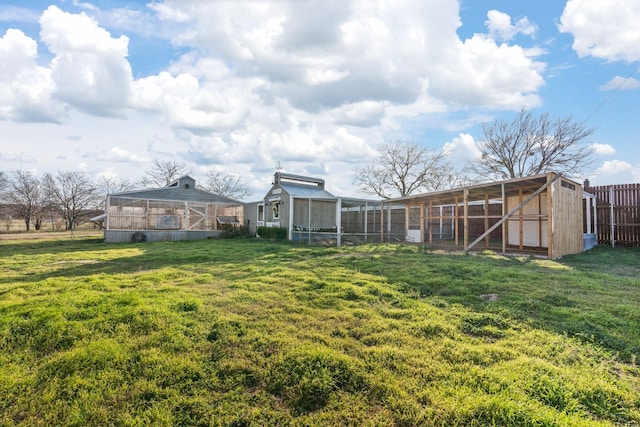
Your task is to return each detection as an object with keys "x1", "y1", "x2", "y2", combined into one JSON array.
[
  {"x1": 256, "y1": 226, "x2": 287, "y2": 240},
  {"x1": 221, "y1": 225, "x2": 254, "y2": 239}
]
